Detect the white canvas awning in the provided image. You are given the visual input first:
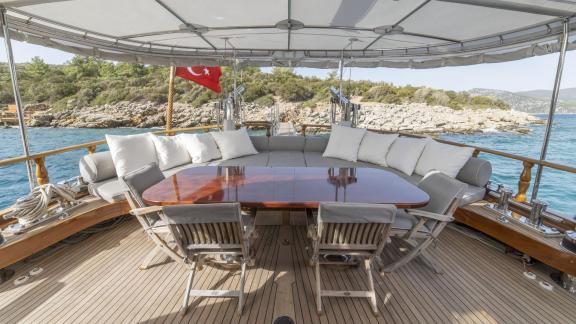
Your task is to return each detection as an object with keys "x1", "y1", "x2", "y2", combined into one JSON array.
[{"x1": 1, "y1": 0, "x2": 576, "y2": 68}]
